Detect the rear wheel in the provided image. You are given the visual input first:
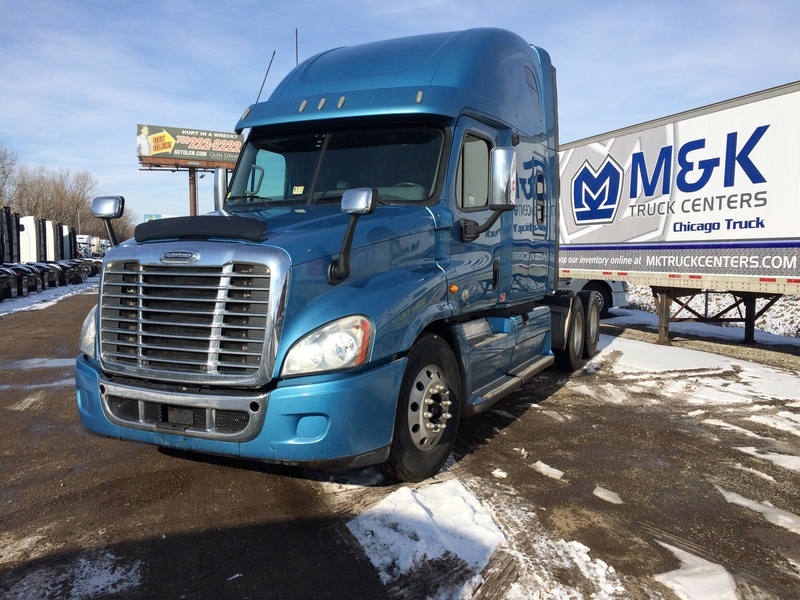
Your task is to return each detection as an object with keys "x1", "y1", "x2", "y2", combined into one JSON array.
[
  {"x1": 378, "y1": 334, "x2": 462, "y2": 482},
  {"x1": 578, "y1": 289, "x2": 600, "y2": 358},
  {"x1": 554, "y1": 295, "x2": 586, "y2": 371}
]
